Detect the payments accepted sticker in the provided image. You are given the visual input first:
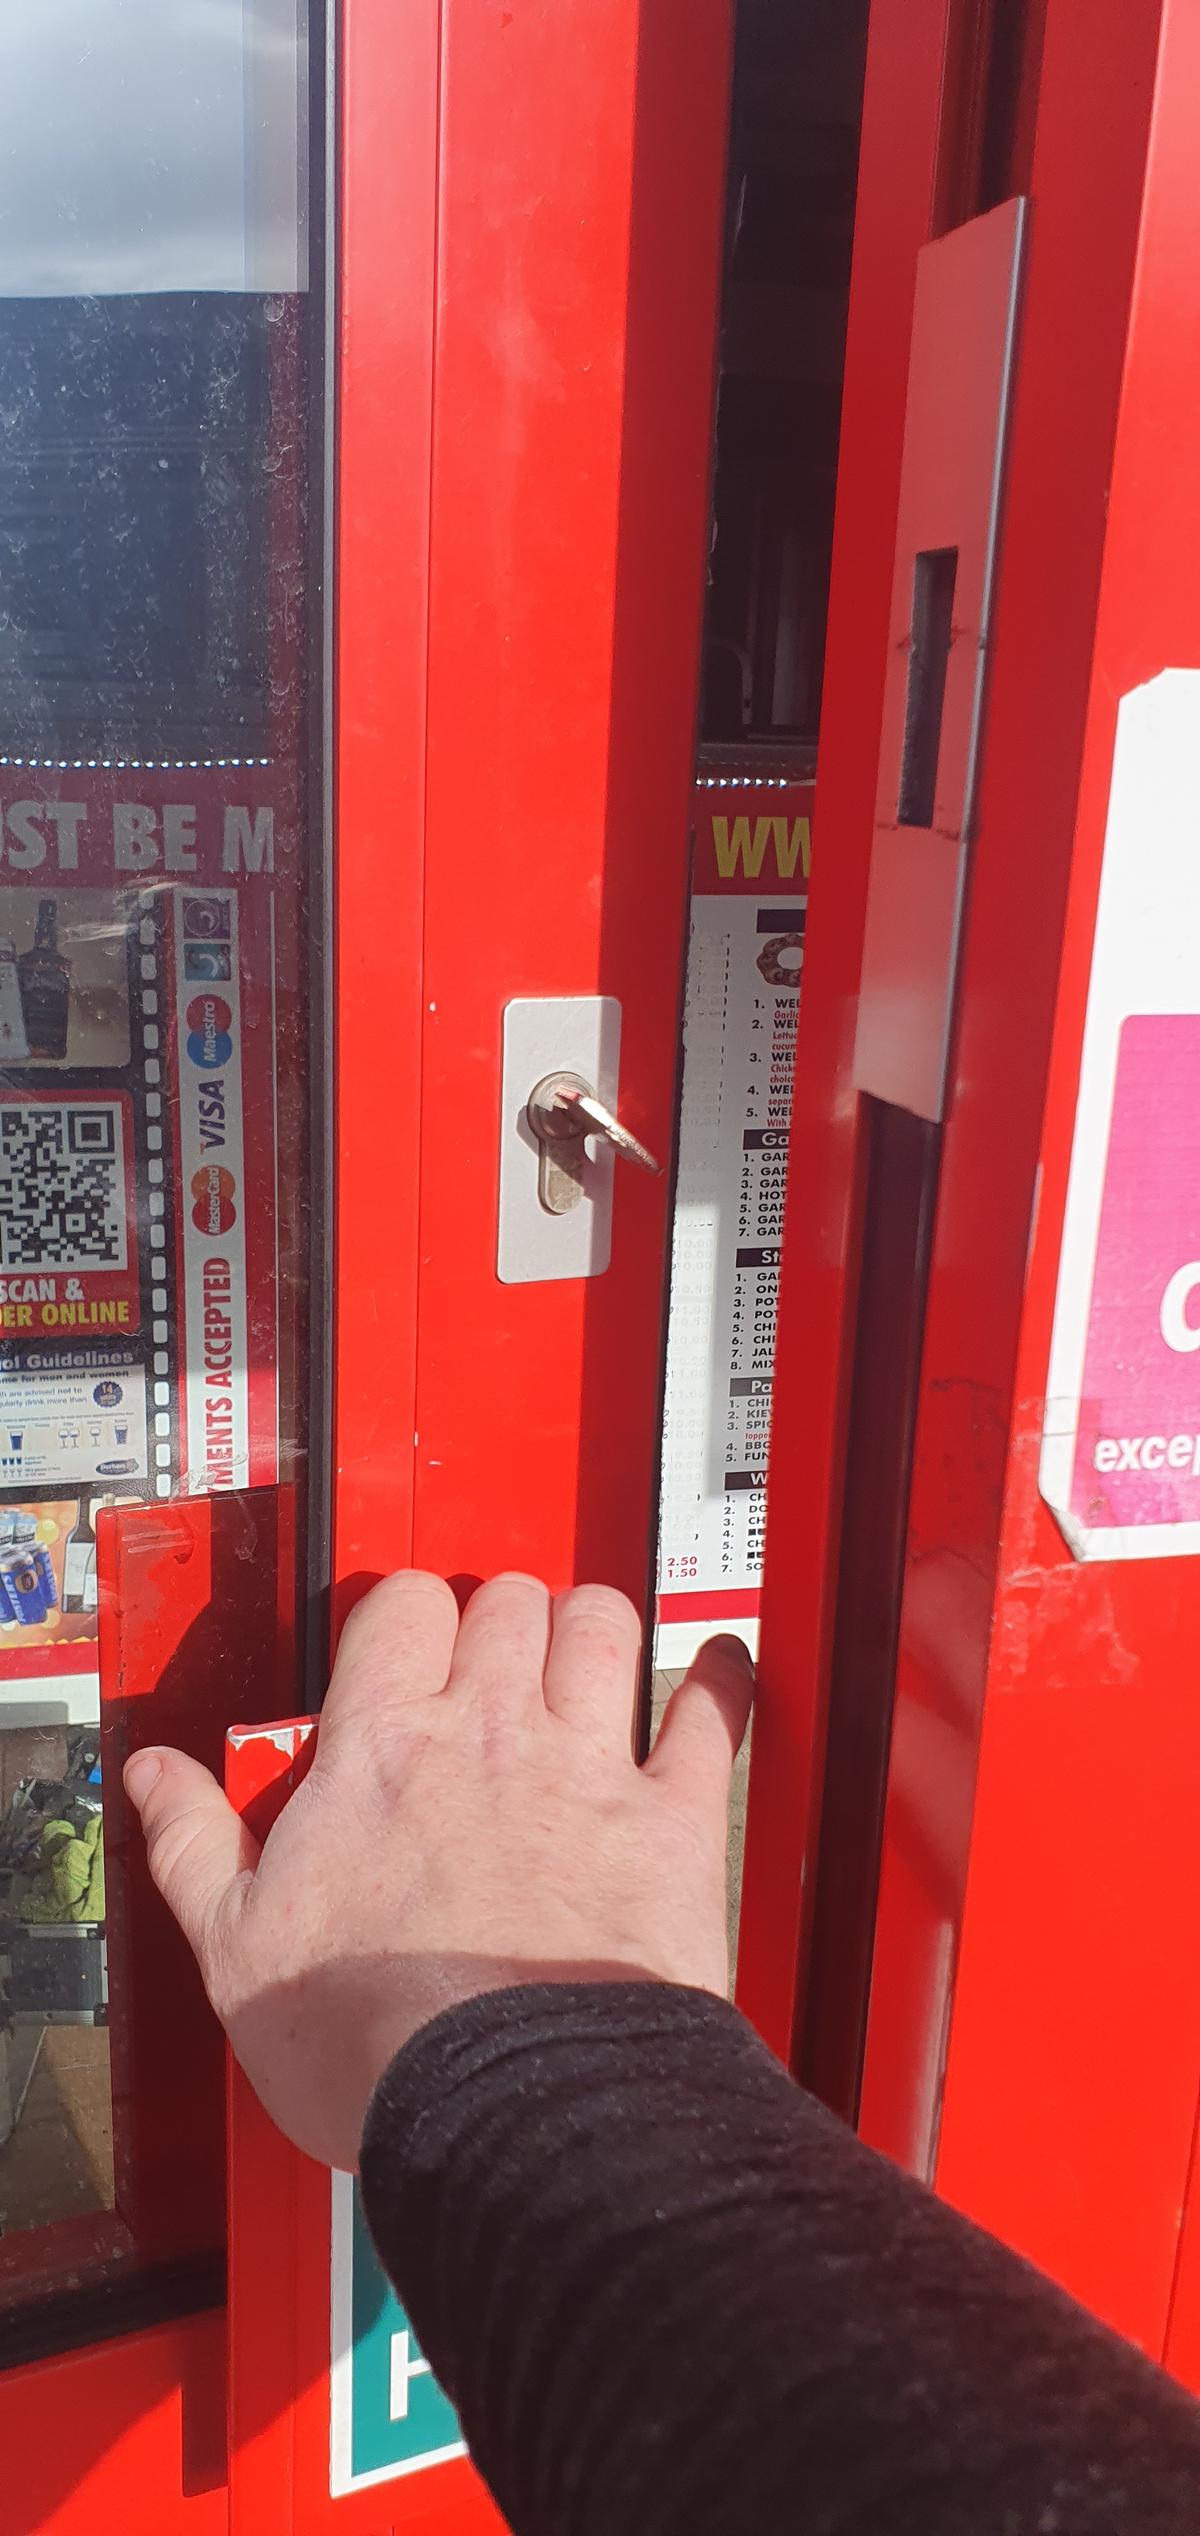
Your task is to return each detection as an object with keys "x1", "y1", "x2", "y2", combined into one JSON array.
[{"x1": 1041, "y1": 672, "x2": 1200, "y2": 1558}]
